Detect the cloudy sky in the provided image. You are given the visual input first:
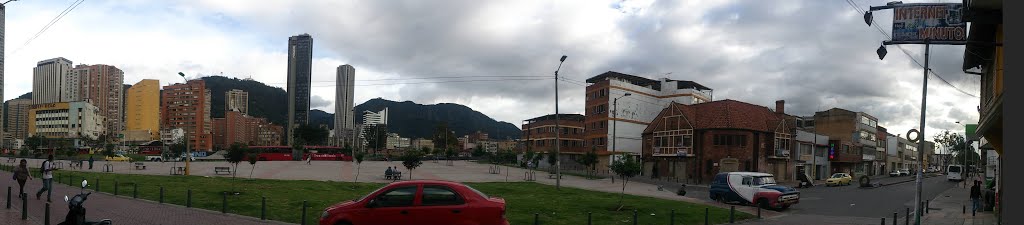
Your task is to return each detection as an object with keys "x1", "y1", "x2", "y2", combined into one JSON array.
[{"x1": 4, "y1": 0, "x2": 980, "y2": 142}]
